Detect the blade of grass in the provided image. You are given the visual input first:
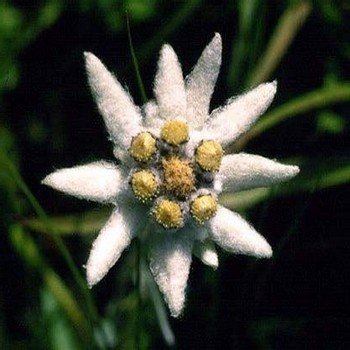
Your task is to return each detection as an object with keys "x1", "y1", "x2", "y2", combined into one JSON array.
[
  {"x1": 231, "y1": 83, "x2": 350, "y2": 152},
  {"x1": 0, "y1": 149, "x2": 98, "y2": 323},
  {"x1": 136, "y1": 0, "x2": 202, "y2": 63},
  {"x1": 41, "y1": 289, "x2": 82, "y2": 350},
  {"x1": 126, "y1": 13, "x2": 147, "y2": 104},
  {"x1": 22, "y1": 208, "x2": 110, "y2": 236},
  {"x1": 9, "y1": 224, "x2": 91, "y2": 341},
  {"x1": 246, "y1": 1, "x2": 312, "y2": 88},
  {"x1": 144, "y1": 264, "x2": 175, "y2": 347},
  {"x1": 227, "y1": 0, "x2": 261, "y2": 90},
  {"x1": 252, "y1": 189, "x2": 315, "y2": 312}
]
